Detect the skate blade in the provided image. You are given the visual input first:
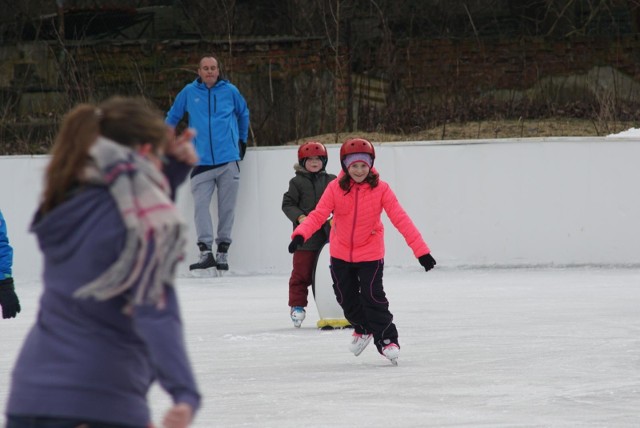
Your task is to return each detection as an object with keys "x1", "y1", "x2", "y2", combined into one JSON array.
[
  {"x1": 389, "y1": 358, "x2": 398, "y2": 366},
  {"x1": 189, "y1": 268, "x2": 217, "y2": 278}
]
